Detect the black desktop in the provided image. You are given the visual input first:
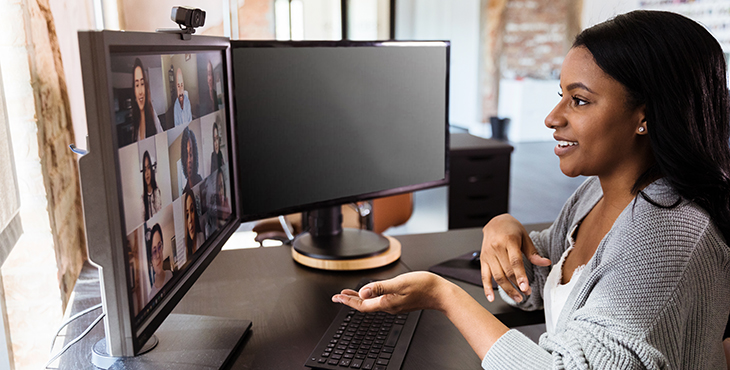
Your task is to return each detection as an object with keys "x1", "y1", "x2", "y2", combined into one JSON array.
[{"x1": 77, "y1": 30, "x2": 449, "y2": 369}]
